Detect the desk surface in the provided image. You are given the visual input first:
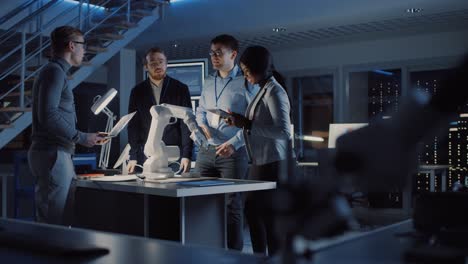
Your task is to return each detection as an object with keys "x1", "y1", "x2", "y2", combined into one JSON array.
[
  {"x1": 76, "y1": 178, "x2": 276, "y2": 197},
  {"x1": 312, "y1": 220, "x2": 414, "y2": 264},
  {"x1": 0, "y1": 218, "x2": 263, "y2": 264}
]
